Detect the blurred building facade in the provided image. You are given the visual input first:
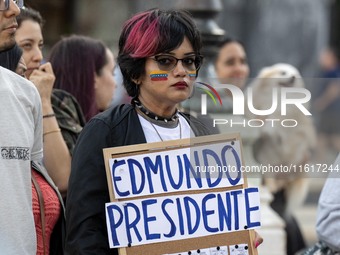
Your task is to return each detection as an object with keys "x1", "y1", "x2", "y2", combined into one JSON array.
[{"x1": 25, "y1": 0, "x2": 335, "y2": 78}]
